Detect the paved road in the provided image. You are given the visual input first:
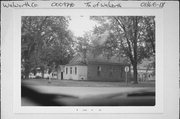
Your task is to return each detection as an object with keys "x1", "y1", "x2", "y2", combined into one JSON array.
[{"x1": 22, "y1": 85, "x2": 155, "y2": 106}]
